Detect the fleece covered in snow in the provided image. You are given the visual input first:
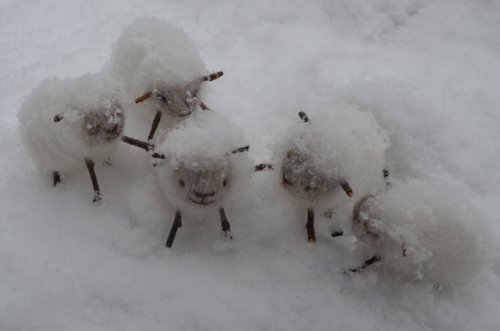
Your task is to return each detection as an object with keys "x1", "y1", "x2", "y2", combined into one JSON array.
[
  {"x1": 18, "y1": 73, "x2": 125, "y2": 174},
  {"x1": 275, "y1": 105, "x2": 390, "y2": 208},
  {"x1": 109, "y1": 17, "x2": 212, "y2": 133},
  {"x1": 153, "y1": 110, "x2": 251, "y2": 217}
]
